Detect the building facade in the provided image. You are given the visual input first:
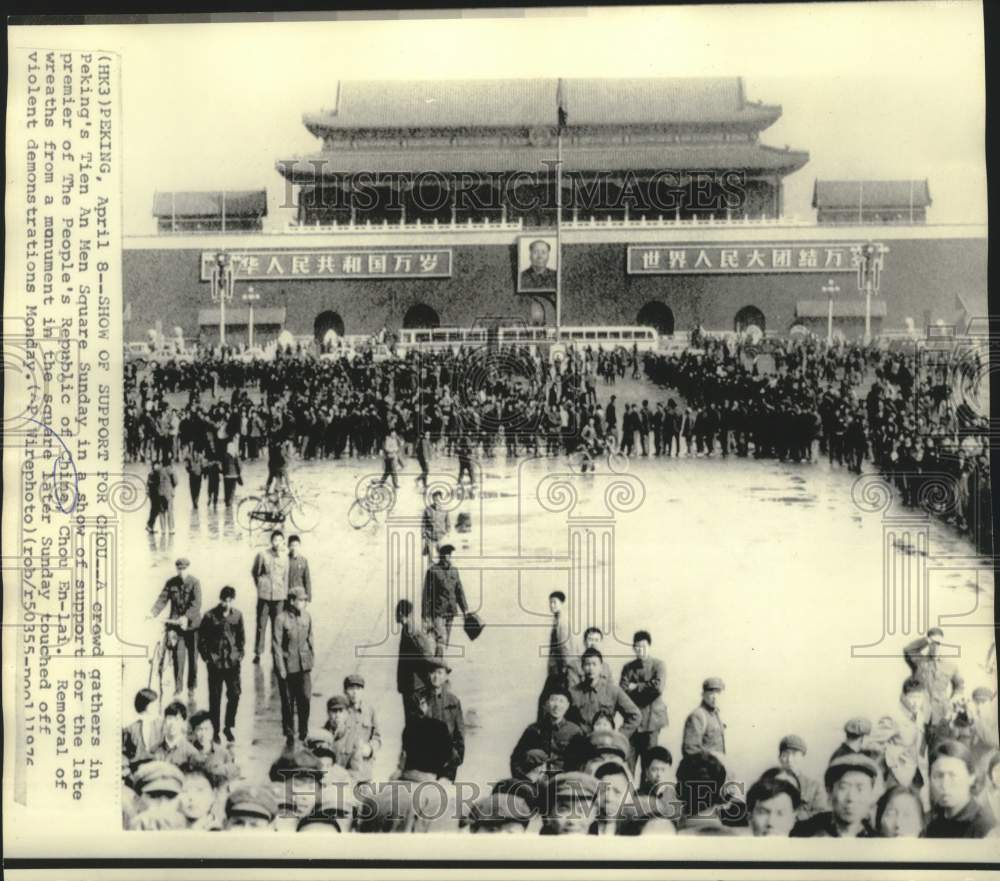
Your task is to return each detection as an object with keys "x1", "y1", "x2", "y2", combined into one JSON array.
[{"x1": 124, "y1": 78, "x2": 986, "y2": 344}]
